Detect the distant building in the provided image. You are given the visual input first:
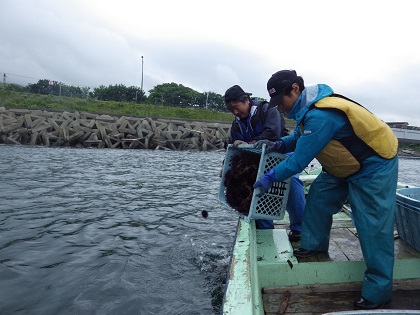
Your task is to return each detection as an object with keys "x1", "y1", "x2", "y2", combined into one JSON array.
[
  {"x1": 389, "y1": 122, "x2": 420, "y2": 143},
  {"x1": 387, "y1": 122, "x2": 409, "y2": 129},
  {"x1": 387, "y1": 122, "x2": 420, "y2": 131}
]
